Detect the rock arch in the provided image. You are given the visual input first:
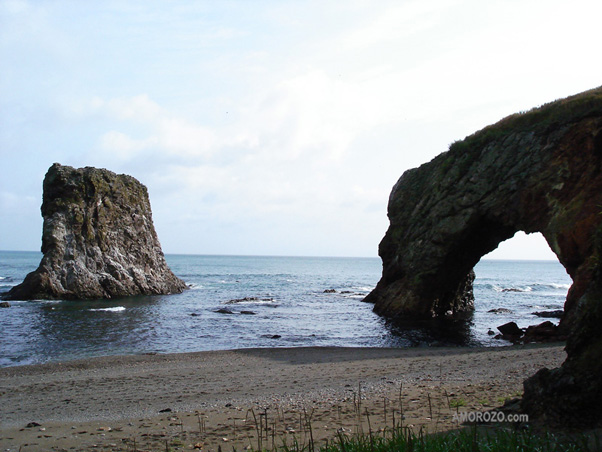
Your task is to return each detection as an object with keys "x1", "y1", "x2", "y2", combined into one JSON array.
[{"x1": 364, "y1": 87, "x2": 602, "y2": 426}]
